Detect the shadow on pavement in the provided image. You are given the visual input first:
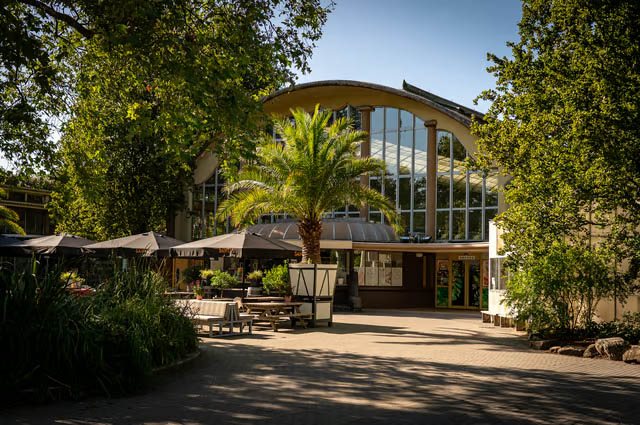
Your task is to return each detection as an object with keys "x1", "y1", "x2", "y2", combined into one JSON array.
[{"x1": 4, "y1": 336, "x2": 639, "y2": 425}]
